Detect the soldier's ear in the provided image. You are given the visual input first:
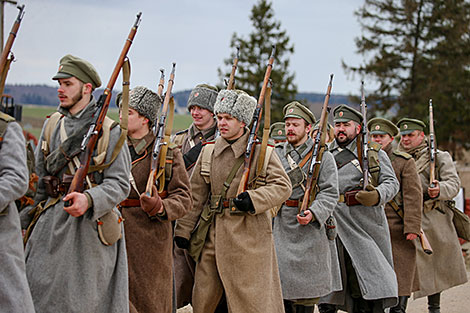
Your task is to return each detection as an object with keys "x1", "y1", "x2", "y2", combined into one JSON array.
[{"x1": 83, "y1": 83, "x2": 93, "y2": 95}]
